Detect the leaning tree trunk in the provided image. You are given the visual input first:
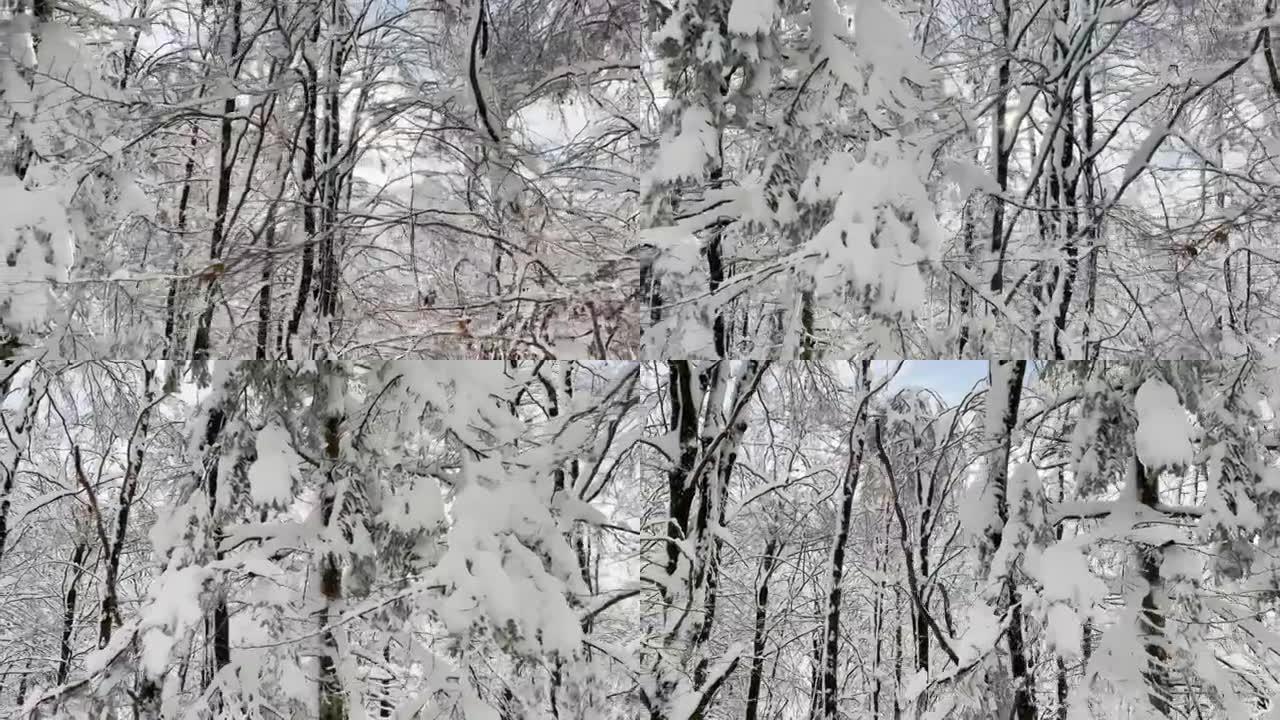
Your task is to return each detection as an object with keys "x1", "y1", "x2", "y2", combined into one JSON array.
[
  {"x1": 99, "y1": 363, "x2": 159, "y2": 646},
  {"x1": 815, "y1": 418, "x2": 867, "y2": 720},
  {"x1": 56, "y1": 541, "x2": 89, "y2": 684}
]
